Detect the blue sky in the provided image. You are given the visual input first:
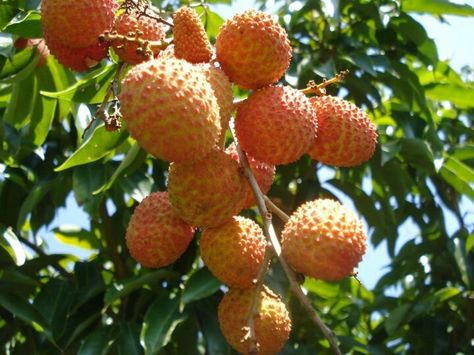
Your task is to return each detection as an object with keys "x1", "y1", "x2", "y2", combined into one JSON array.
[{"x1": 39, "y1": 1, "x2": 474, "y2": 290}]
